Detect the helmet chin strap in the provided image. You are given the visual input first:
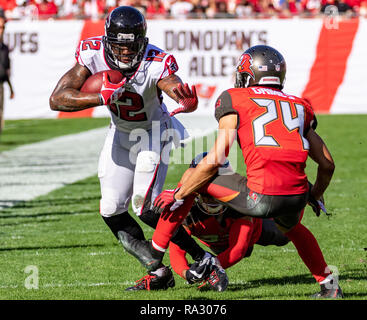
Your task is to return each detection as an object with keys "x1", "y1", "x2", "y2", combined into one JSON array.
[
  {"x1": 113, "y1": 47, "x2": 144, "y2": 73},
  {"x1": 115, "y1": 59, "x2": 131, "y2": 70},
  {"x1": 113, "y1": 55, "x2": 140, "y2": 75}
]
